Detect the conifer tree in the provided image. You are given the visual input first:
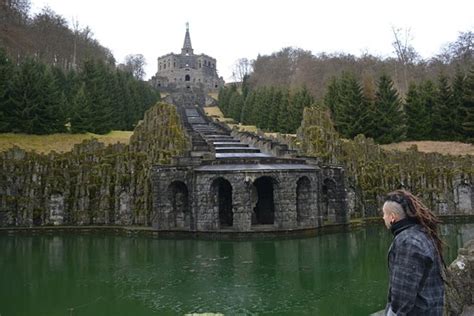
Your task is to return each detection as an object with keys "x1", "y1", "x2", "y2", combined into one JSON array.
[
  {"x1": 334, "y1": 73, "x2": 370, "y2": 138},
  {"x1": 255, "y1": 87, "x2": 270, "y2": 129},
  {"x1": 452, "y1": 67, "x2": 466, "y2": 139},
  {"x1": 461, "y1": 67, "x2": 474, "y2": 142},
  {"x1": 432, "y1": 74, "x2": 456, "y2": 140},
  {"x1": 324, "y1": 76, "x2": 341, "y2": 117},
  {"x1": 405, "y1": 82, "x2": 430, "y2": 140},
  {"x1": 241, "y1": 90, "x2": 255, "y2": 125},
  {"x1": 289, "y1": 86, "x2": 313, "y2": 133},
  {"x1": 418, "y1": 80, "x2": 436, "y2": 138},
  {"x1": 229, "y1": 91, "x2": 244, "y2": 122},
  {"x1": 0, "y1": 49, "x2": 13, "y2": 132},
  {"x1": 372, "y1": 74, "x2": 406, "y2": 144},
  {"x1": 9, "y1": 58, "x2": 66, "y2": 134},
  {"x1": 277, "y1": 88, "x2": 291, "y2": 133},
  {"x1": 70, "y1": 84, "x2": 92, "y2": 133},
  {"x1": 80, "y1": 59, "x2": 114, "y2": 134},
  {"x1": 268, "y1": 88, "x2": 282, "y2": 130}
]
